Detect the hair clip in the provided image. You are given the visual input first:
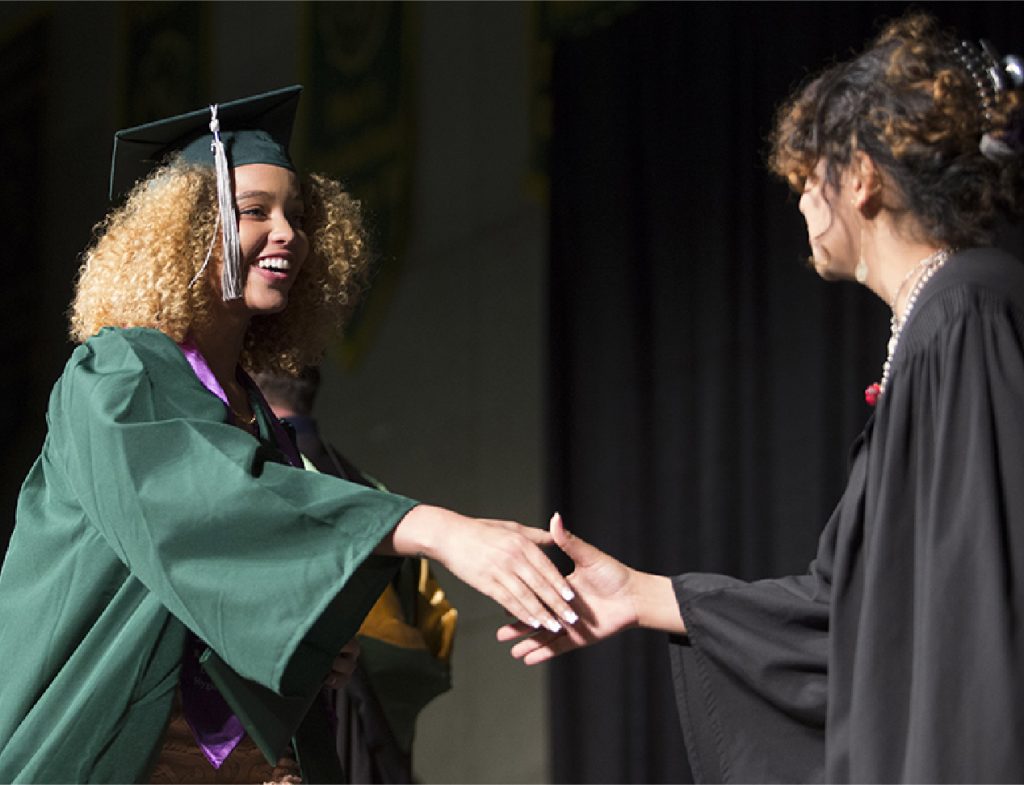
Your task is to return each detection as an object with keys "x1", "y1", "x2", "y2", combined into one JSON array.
[
  {"x1": 952, "y1": 39, "x2": 1023, "y2": 161},
  {"x1": 953, "y1": 40, "x2": 1000, "y2": 127}
]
